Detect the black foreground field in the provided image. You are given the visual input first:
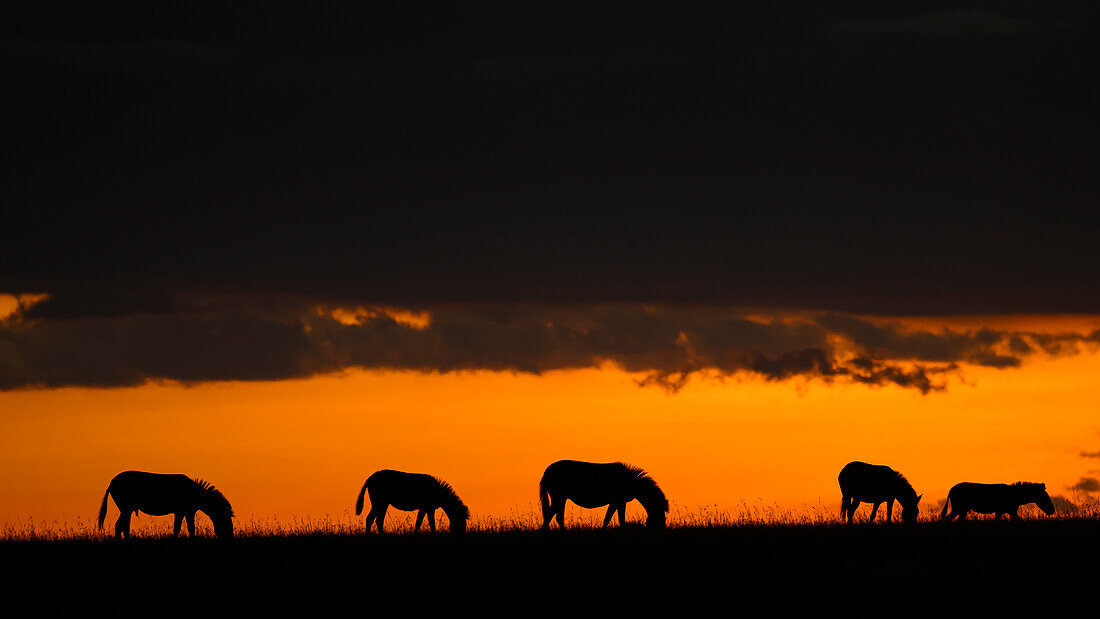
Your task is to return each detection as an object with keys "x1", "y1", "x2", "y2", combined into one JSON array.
[{"x1": 3, "y1": 520, "x2": 1097, "y2": 615}]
